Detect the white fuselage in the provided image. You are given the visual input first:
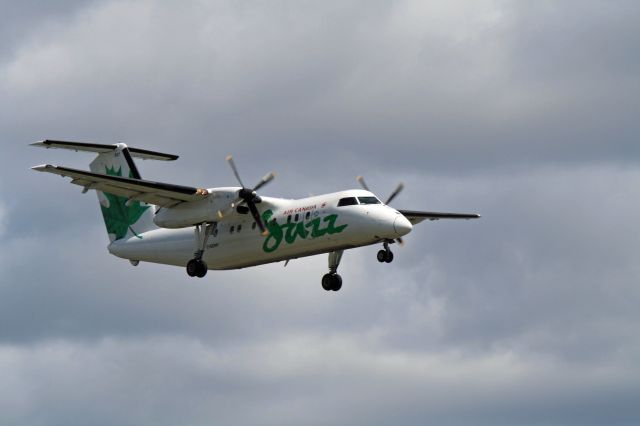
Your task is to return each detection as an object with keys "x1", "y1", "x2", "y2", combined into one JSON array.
[{"x1": 108, "y1": 189, "x2": 412, "y2": 270}]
